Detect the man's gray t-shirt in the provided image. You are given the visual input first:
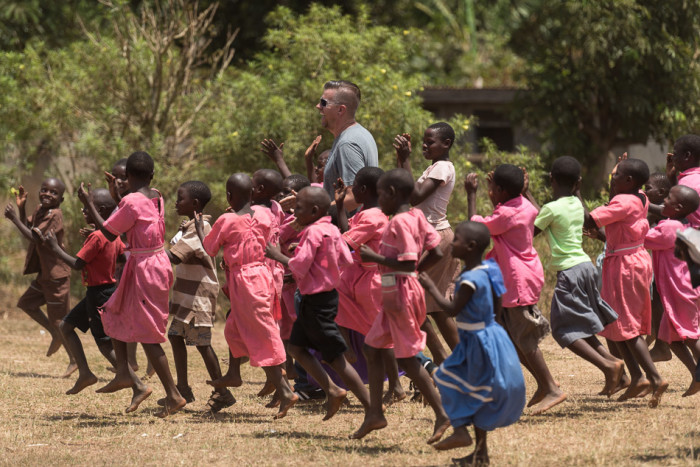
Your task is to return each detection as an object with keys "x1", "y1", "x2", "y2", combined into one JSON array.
[{"x1": 323, "y1": 123, "x2": 379, "y2": 195}]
